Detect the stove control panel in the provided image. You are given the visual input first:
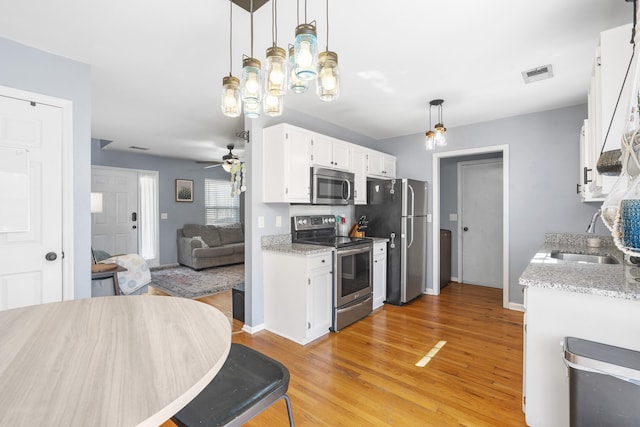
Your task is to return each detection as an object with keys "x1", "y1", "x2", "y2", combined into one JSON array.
[{"x1": 292, "y1": 215, "x2": 336, "y2": 231}]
